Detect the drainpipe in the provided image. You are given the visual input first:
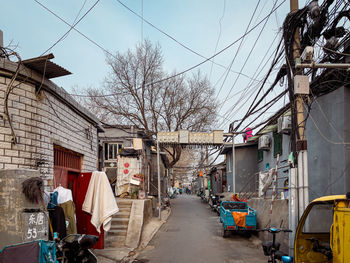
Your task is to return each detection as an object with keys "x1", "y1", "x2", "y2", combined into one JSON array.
[
  {"x1": 0, "y1": 29, "x2": 3, "y2": 57},
  {"x1": 0, "y1": 29, "x2": 3, "y2": 48},
  {"x1": 157, "y1": 139, "x2": 161, "y2": 220},
  {"x1": 289, "y1": 167, "x2": 298, "y2": 257},
  {"x1": 232, "y1": 133, "x2": 235, "y2": 193}
]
